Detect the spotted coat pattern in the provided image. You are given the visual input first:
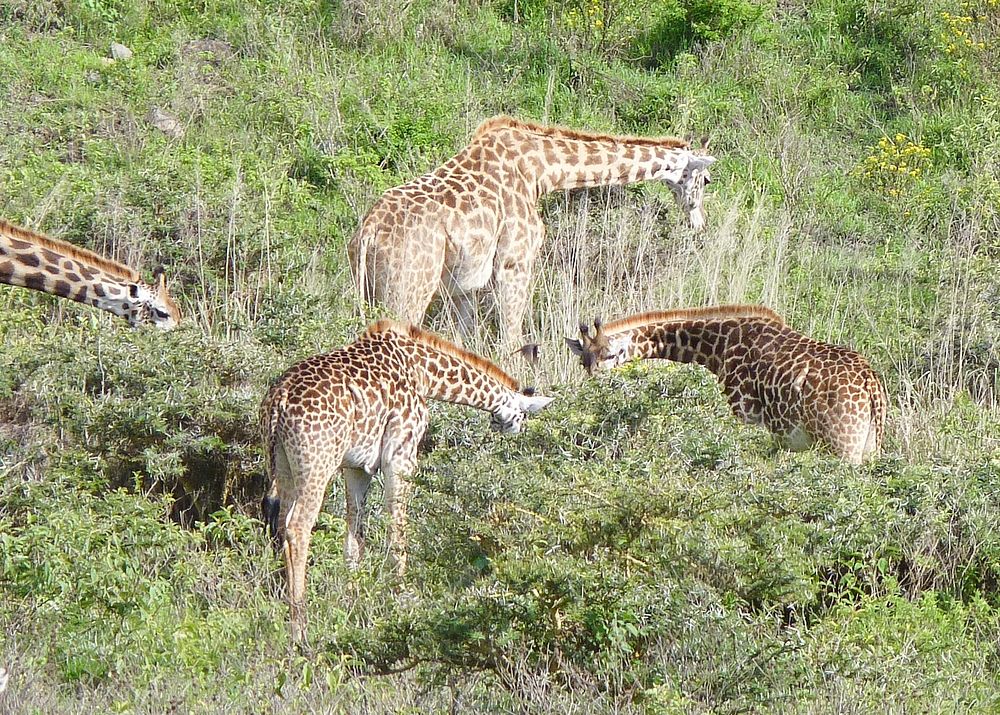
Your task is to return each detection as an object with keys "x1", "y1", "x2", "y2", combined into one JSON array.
[
  {"x1": 567, "y1": 305, "x2": 888, "y2": 465},
  {"x1": 260, "y1": 320, "x2": 553, "y2": 642},
  {"x1": 349, "y1": 115, "x2": 716, "y2": 347},
  {"x1": 0, "y1": 219, "x2": 180, "y2": 329}
]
